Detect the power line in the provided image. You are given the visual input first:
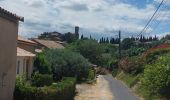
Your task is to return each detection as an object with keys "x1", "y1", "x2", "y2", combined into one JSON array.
[
  {"x1": 148, "y1": 11, "x2": 168, "y2": 35},
  {"x1": 148, "y1": 0, "x2": 168, "y2": 35},
  {"x1": 136, "y1": 0, "x2": 165, "y2": 38}
]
